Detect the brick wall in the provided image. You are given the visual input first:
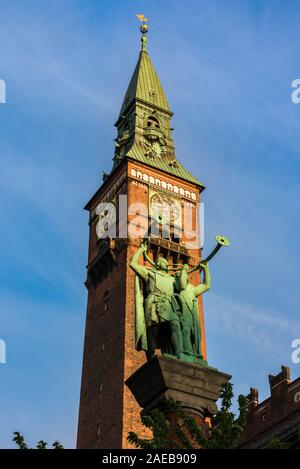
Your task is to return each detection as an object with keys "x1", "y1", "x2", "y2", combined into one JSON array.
[
  {"x1": 77, "y1": 160, "x2": 206, "y2": 448},
  {"x1": 239, "y1": 366, "x2": 300, "y2": 448}
]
